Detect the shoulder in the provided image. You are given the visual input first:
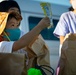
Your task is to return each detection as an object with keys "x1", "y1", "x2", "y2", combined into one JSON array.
[
  {"x1": 60, "y1": 11, "x2": 70, "y2": 18},
  {"x1": 59, "y1": 11, "x2": 71, "y2": 21},
  {"x1": 0, "y1": 41, "x2": 14, "y2": 53}
]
